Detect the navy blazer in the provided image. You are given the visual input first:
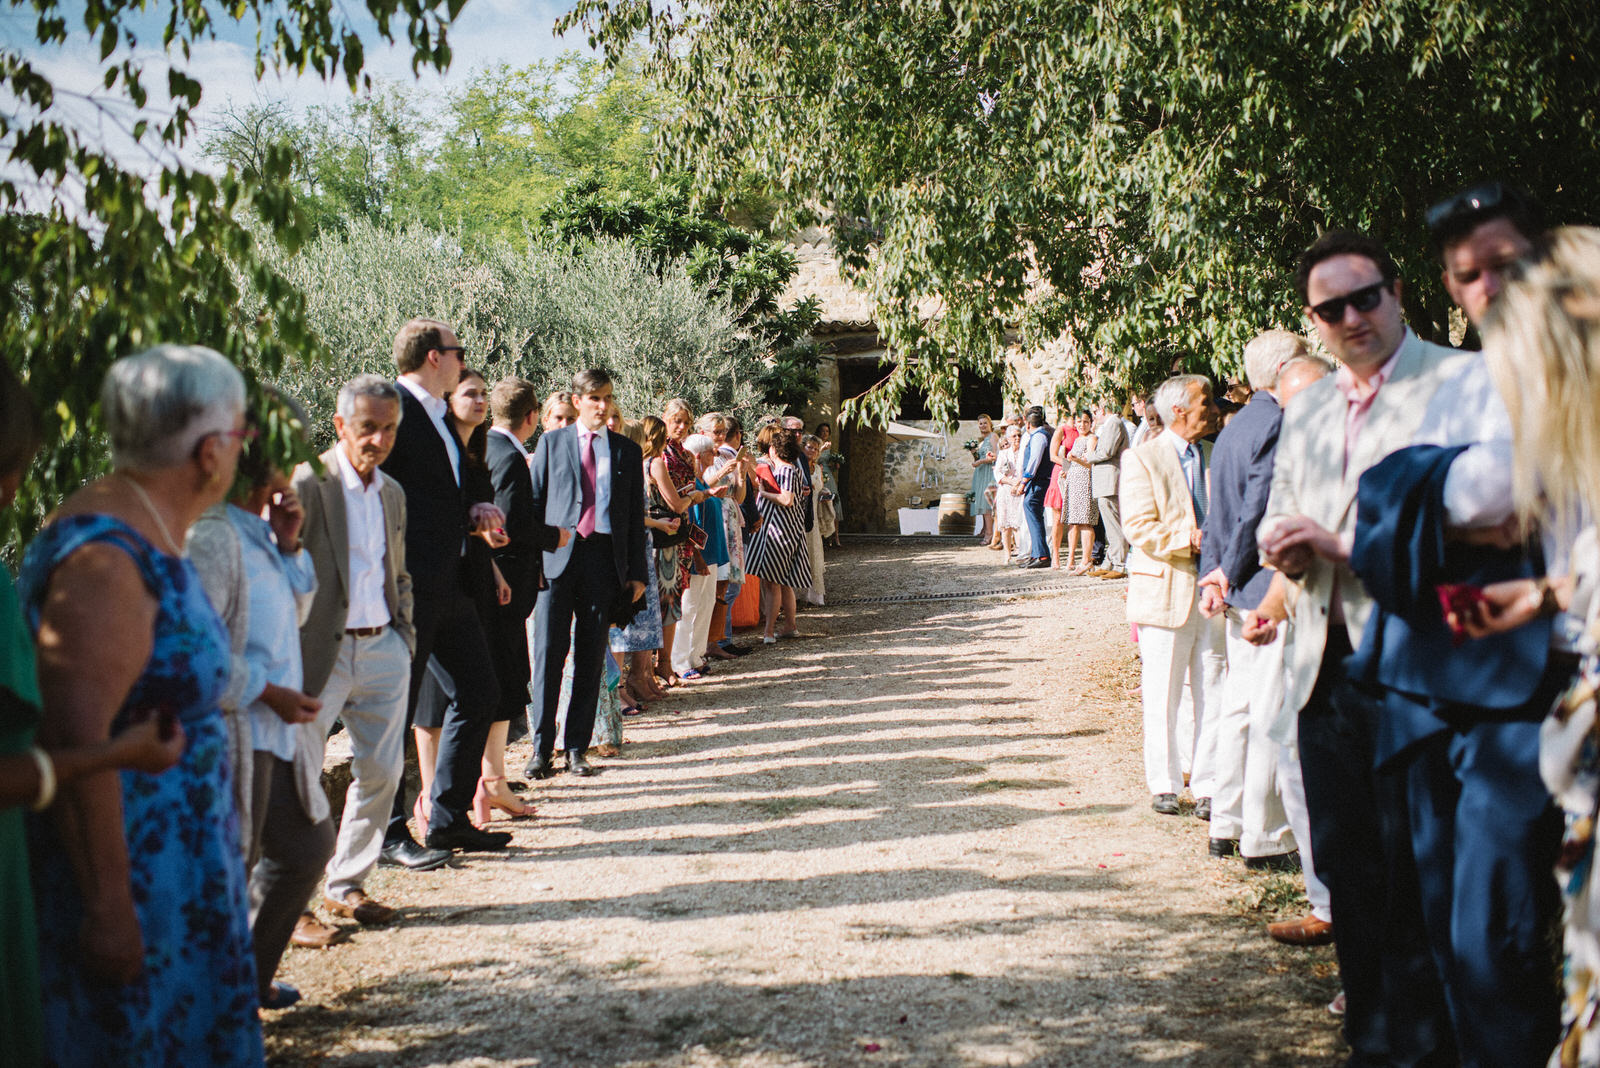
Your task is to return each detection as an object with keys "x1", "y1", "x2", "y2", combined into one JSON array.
[
  {"x1": 380, "y1": 385, "x2": 471, "y2": 599},
  {"x1": 1199, "y1": 391, "x2": 1280, "y2": 611},
  {"x1": 527, "y1": 423, "x2": 648, "y2": 587},
  {"x1": 1346, "y1": 444, "x2": 1551, "y2": 762}
]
